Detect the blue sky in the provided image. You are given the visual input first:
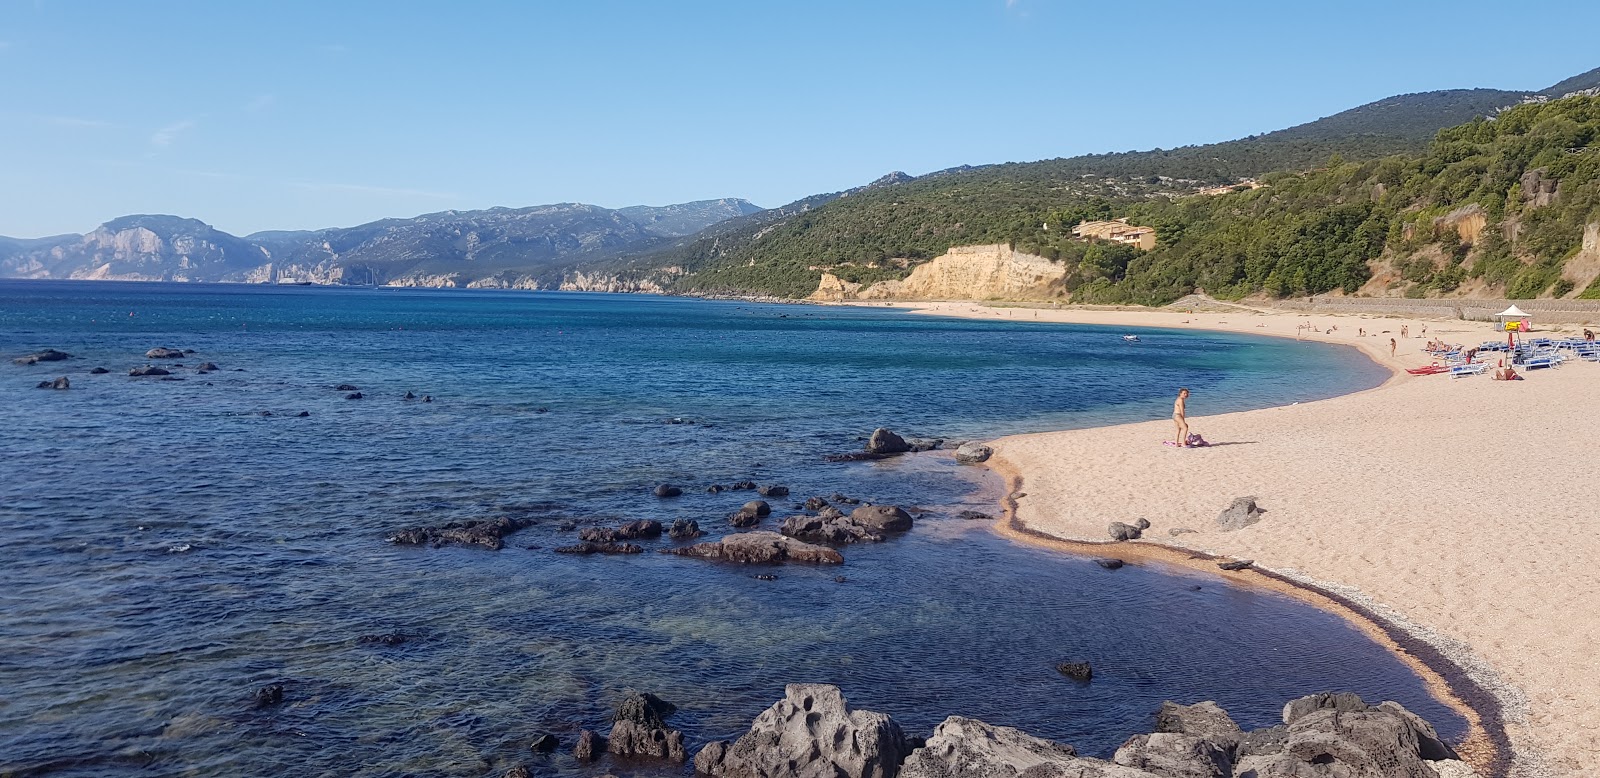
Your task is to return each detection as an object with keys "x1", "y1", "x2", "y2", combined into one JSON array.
[{"x1": 2, "y1": 0, "x2": 1597, "y2": 237}]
